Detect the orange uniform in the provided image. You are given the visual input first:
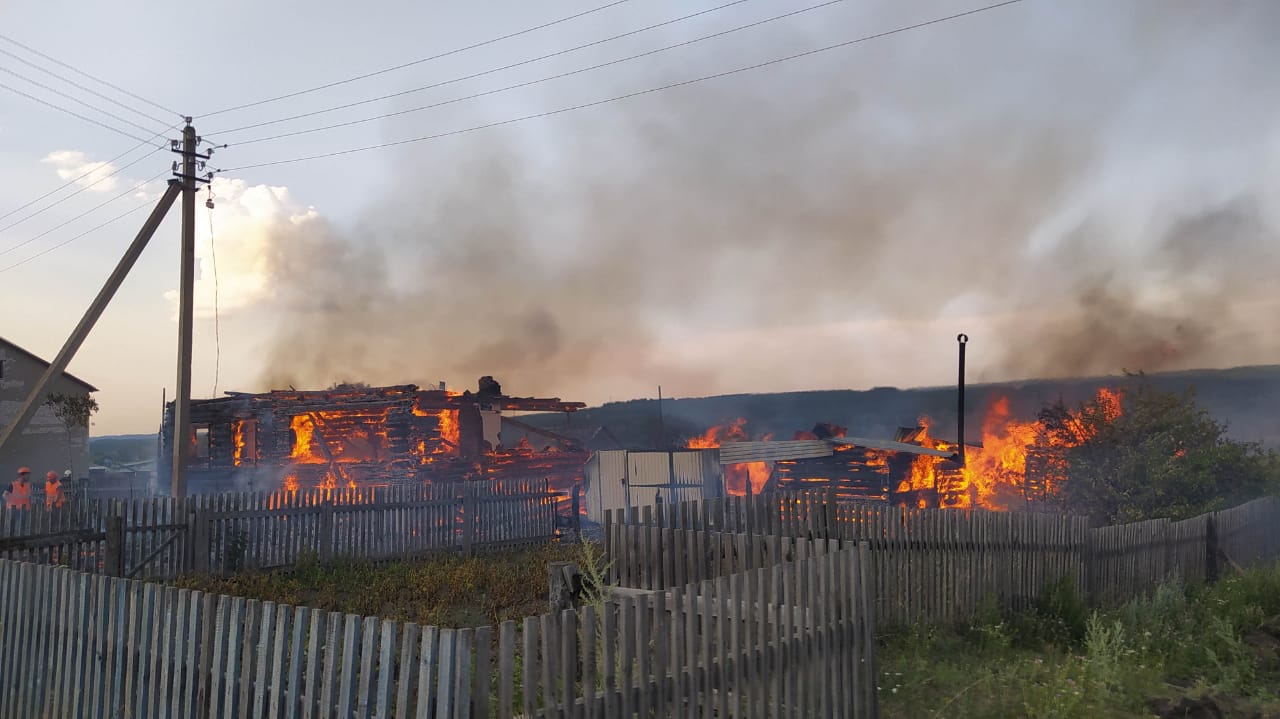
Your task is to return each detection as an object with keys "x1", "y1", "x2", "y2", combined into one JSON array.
[
  {"x1": 44, "y1": 471, "x2": 65, "y2": 509},
  {"x1": 6, "y1": 469, "x2": 32, "y2": 510}
]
